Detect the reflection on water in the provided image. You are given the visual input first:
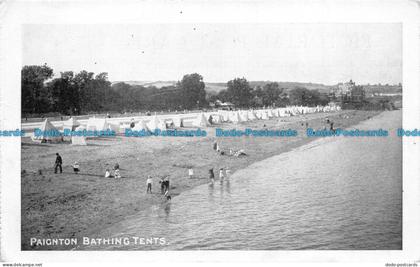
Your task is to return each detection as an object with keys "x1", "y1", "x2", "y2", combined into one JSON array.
[{"x1": 82, "y1": 111, "x2": 402, "y2": 250}]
